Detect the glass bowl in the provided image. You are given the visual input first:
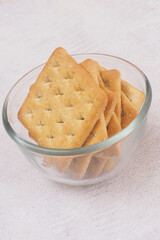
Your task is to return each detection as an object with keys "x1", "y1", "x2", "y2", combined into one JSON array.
[{"x1": 2, "y1": 54, "x2": 152, "y2": 185}]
